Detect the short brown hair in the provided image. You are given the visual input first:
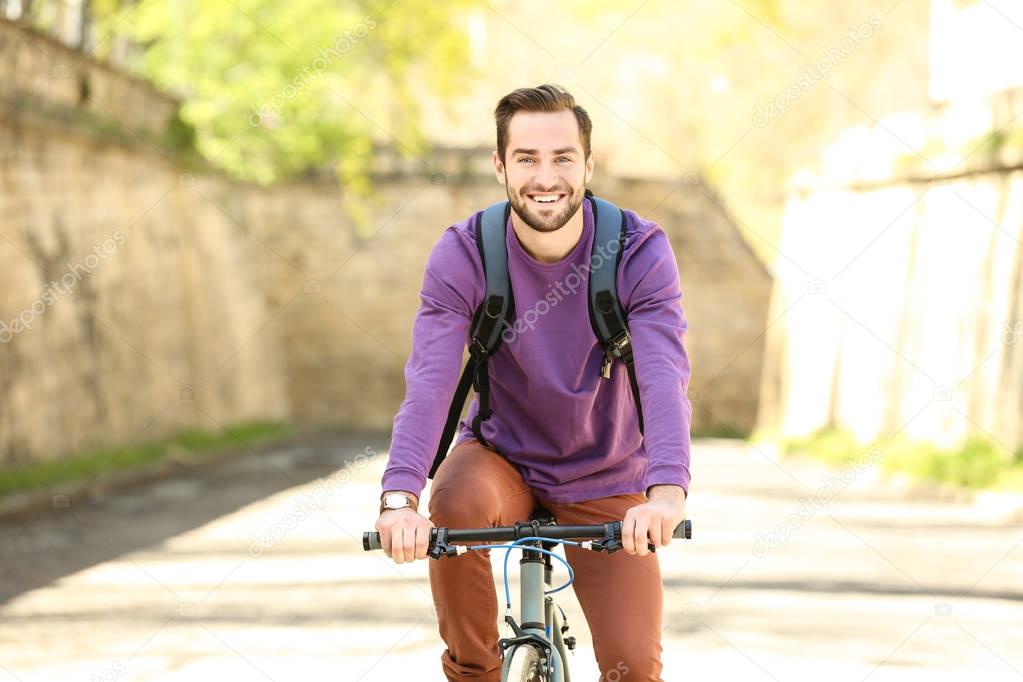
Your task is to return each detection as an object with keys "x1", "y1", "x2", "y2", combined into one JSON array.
[{"x1": 494, "y1": 84, "x2": 592, "y2": 164}]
